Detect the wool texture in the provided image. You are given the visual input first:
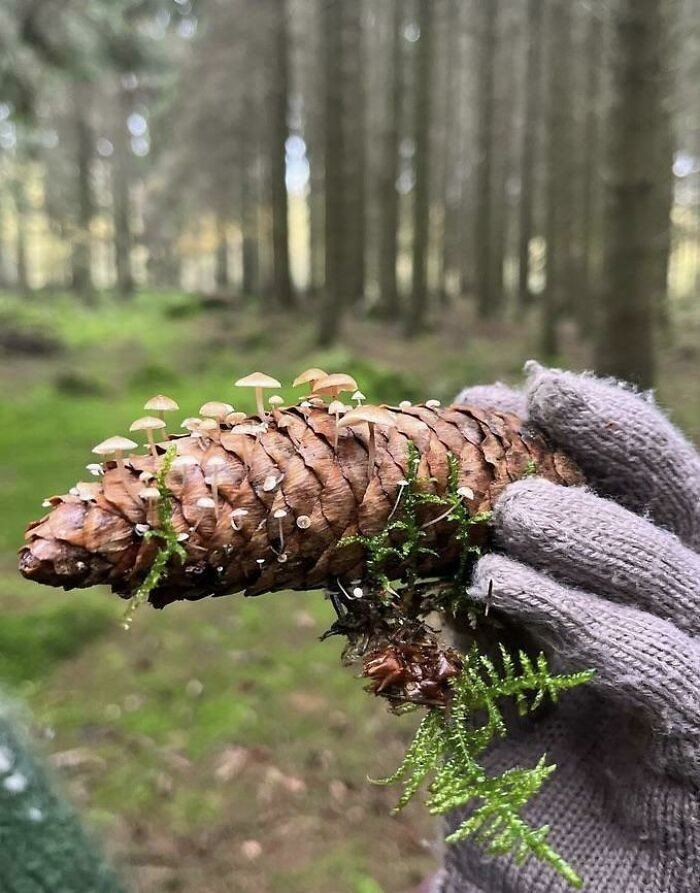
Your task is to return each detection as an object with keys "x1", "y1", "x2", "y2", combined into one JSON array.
[{"x1": 437, "y1": 369, "x2": 700, "y2": 893}]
